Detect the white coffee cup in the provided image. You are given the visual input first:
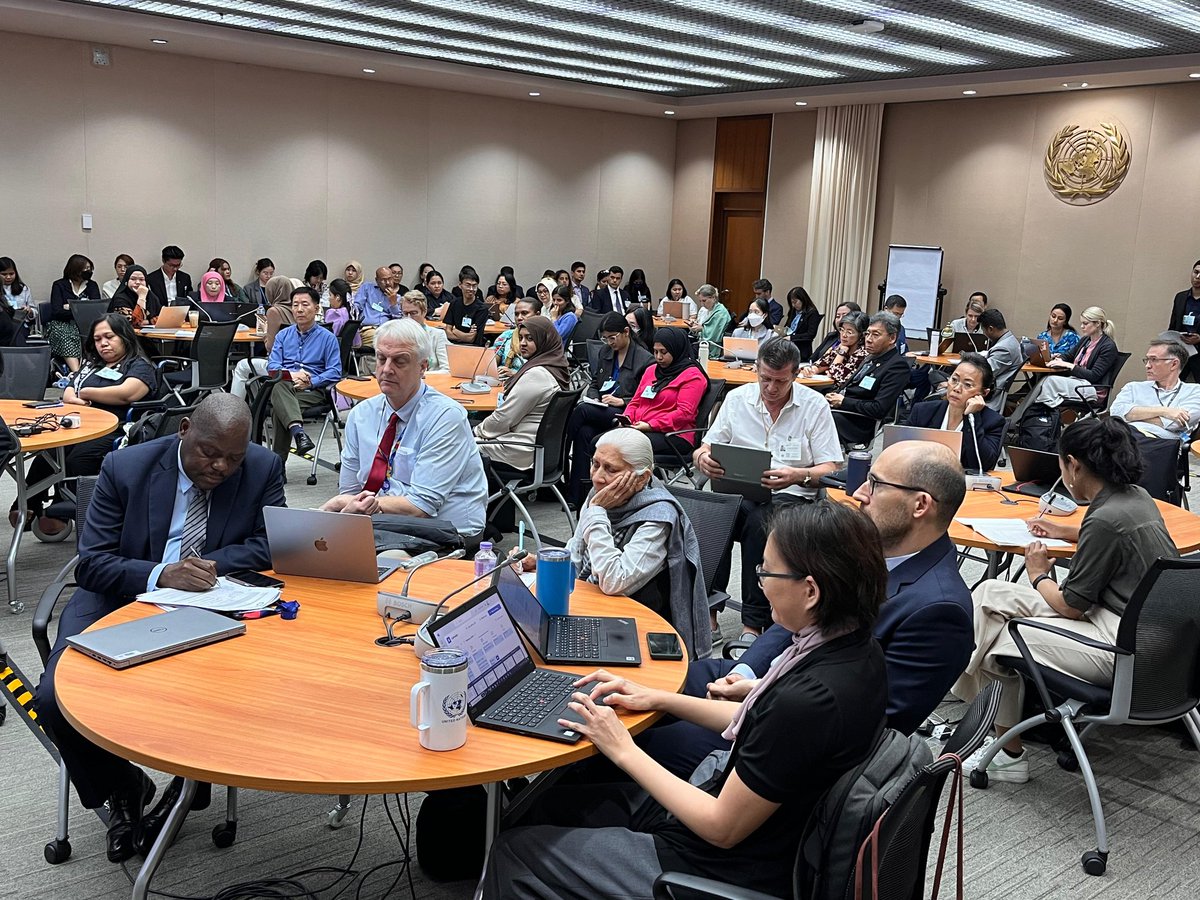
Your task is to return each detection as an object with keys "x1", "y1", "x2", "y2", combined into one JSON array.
[{"x1": 410, "y1": 648, "x2": 468, "y2": 751}]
